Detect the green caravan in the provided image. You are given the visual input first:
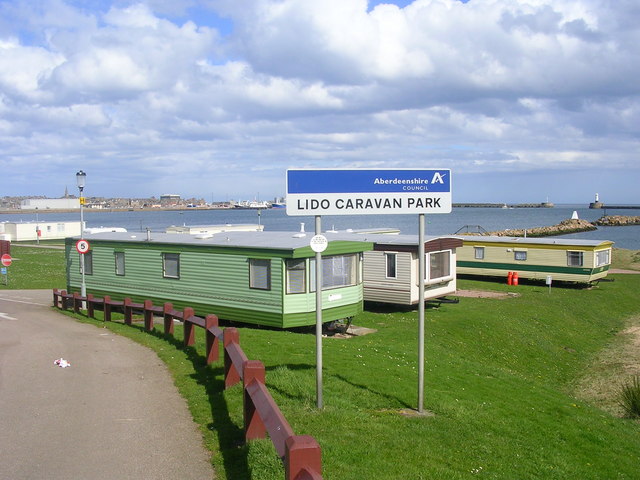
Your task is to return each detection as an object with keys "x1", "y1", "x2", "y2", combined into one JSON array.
[{"x1": 65, "y1": 231, "x2": 373, "y2": 328}]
